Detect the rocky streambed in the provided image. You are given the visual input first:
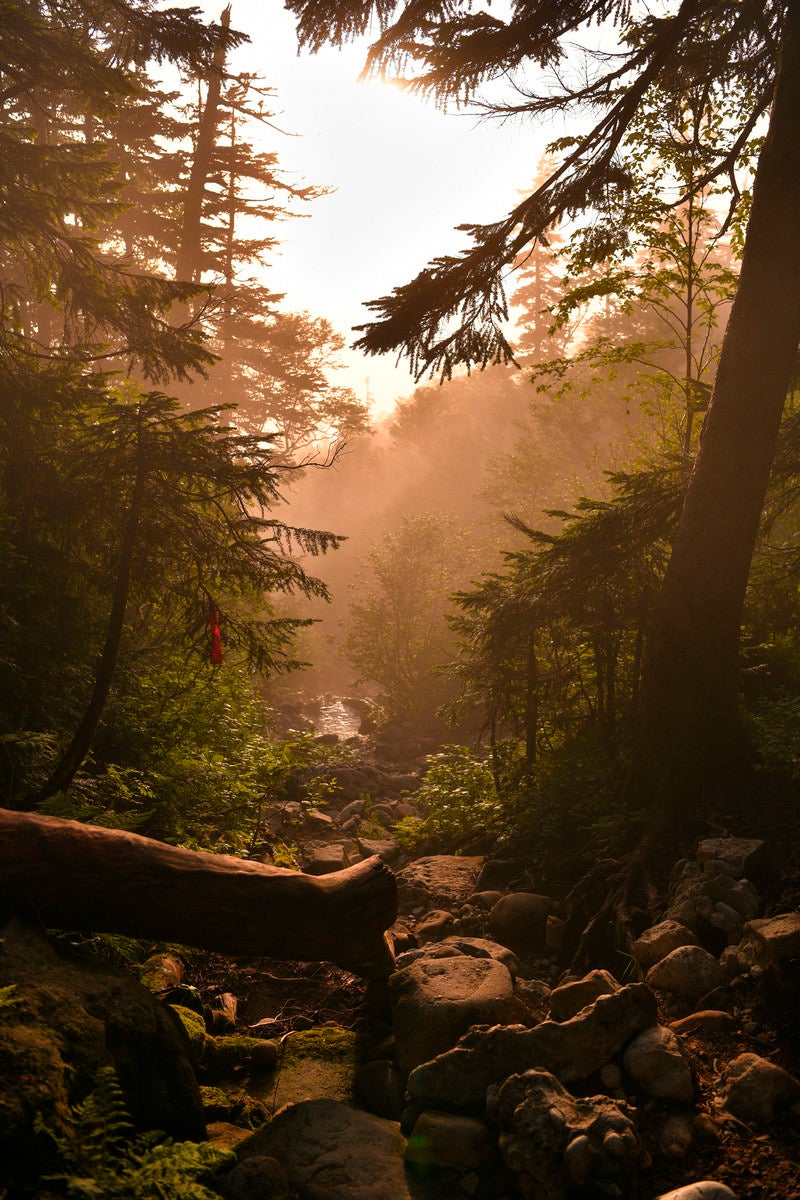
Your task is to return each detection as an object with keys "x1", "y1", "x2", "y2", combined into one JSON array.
[{"x1": 2, "y1": 738, "x2": 799, "y2": 1200}]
